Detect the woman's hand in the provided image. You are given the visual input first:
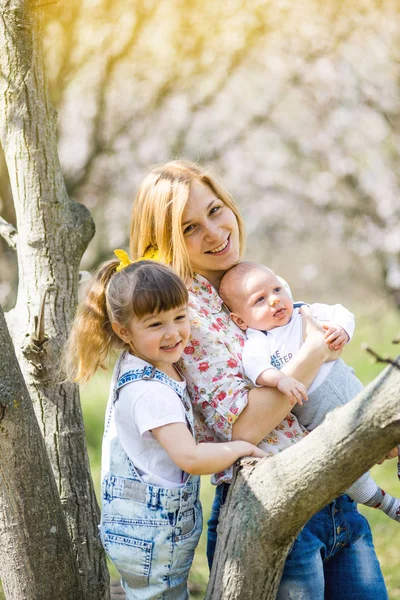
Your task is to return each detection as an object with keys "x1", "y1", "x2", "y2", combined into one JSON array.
[{"x1": 301, "y1": 306, "x2": 342, "y2": 363}]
